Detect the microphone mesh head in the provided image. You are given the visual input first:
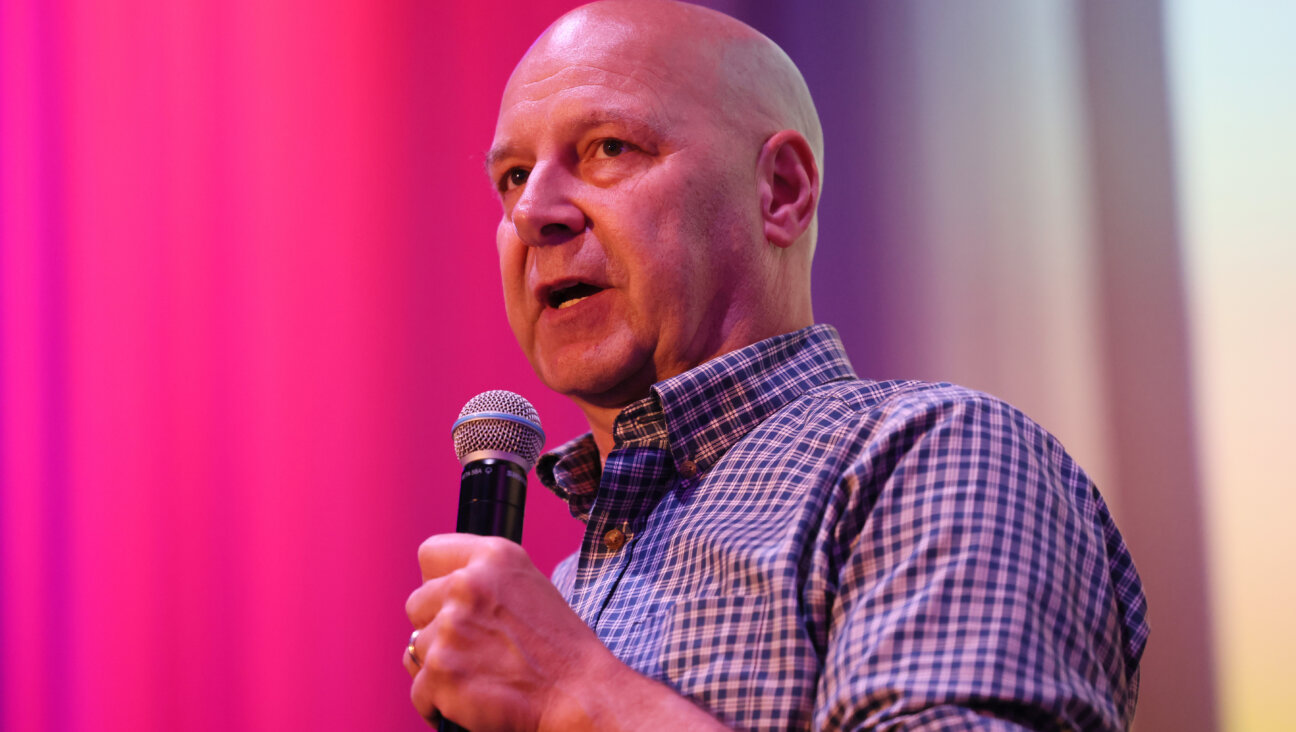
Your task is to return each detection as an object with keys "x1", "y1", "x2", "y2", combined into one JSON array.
[{"x1": 452, "y1": 390, "x2": 545, "y2": 469}]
